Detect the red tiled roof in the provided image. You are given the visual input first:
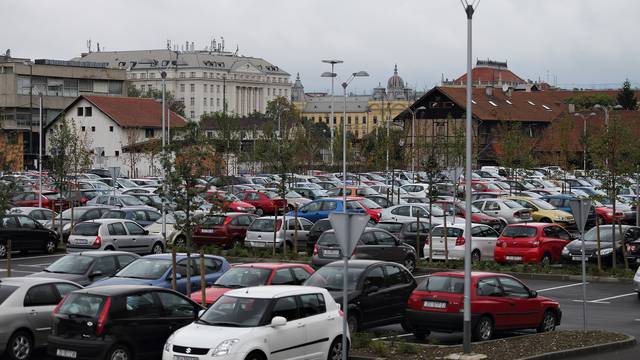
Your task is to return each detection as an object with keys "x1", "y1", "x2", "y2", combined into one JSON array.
[
  {"x1": 454, "y1": 67, "x2": 525, "y2": 84},
  {"x1": 83, "y1": 95, "x2": 187, "y2": 129}
]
